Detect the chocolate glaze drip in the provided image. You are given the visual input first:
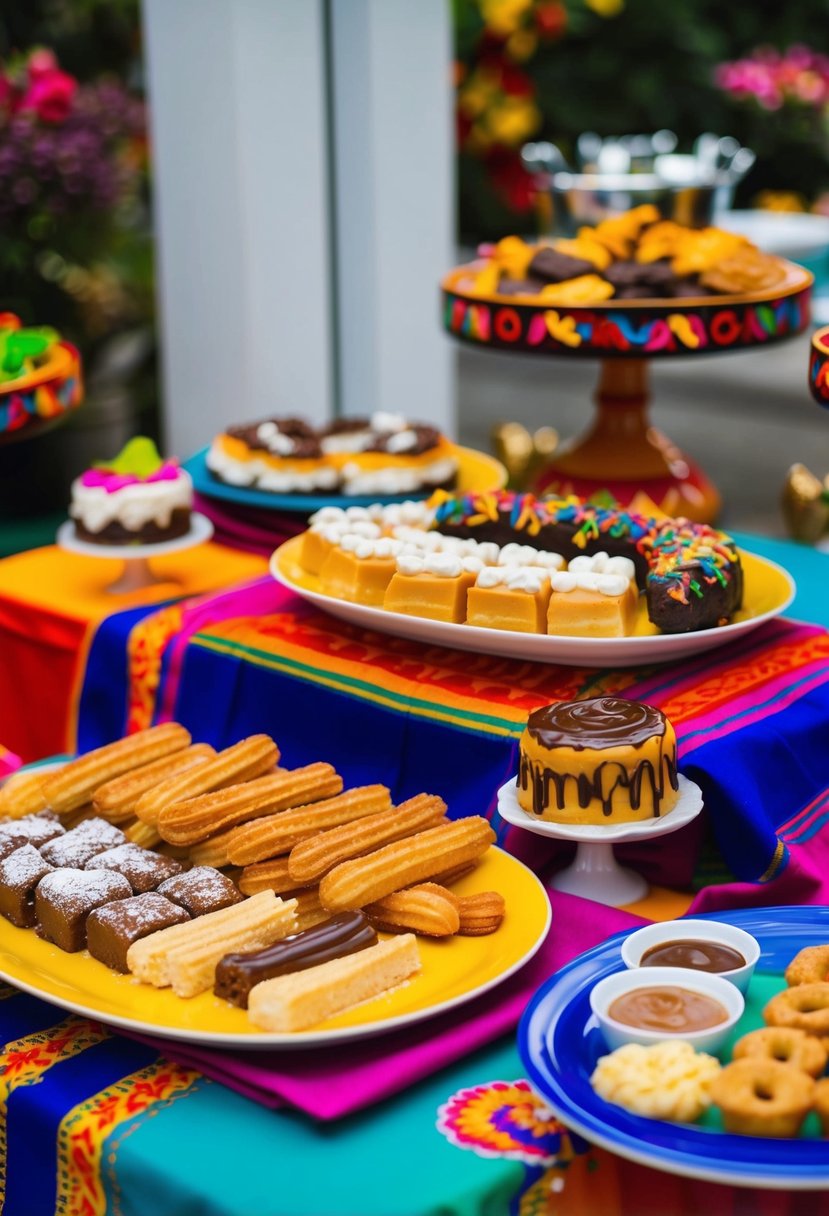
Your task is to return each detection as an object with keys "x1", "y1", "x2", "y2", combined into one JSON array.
[
  {"x1": 214, "y1": 911, "x2": 377, "y2": 1008},
  {"x1": 526, "y1": 698, "x2": 666, "y2": 752},
  {"x1": 519, "y1": 697, "x2": 678, "y2": 818}
]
